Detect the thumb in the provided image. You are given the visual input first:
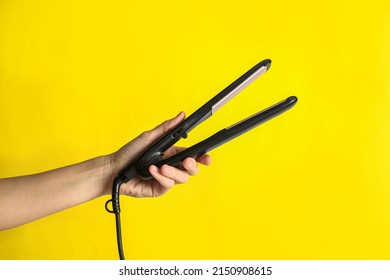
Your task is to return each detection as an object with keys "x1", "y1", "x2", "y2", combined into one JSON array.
[
  {"x1": 112, "y1": 111, "x2": 186, "y2": 173},
  {"x1": 140, "y1": 111, "x2": 186, "y2": 143}
]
